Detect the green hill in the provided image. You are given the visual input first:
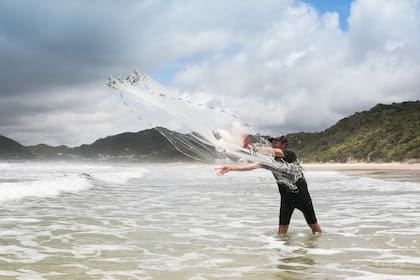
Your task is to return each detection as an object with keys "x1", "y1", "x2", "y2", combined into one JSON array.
[
  {"x1": 73, "y1": 127, "x2": 192, "y2": 161},
  {"x1": 1, "y1": 128, "x2": 204, "y2": 161},
  {"x1": 0, "y1": 135, "x2": 34, "y2": 159},
  {"x1": 1, "y1": 101, "x2": 419, "y2": 163},
  {"x1": 26, "y1": 144, "x2": 74, "y2": 159},
  {"x1": 287, "y1": 101, "x2": 420, "y2": 162}
]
